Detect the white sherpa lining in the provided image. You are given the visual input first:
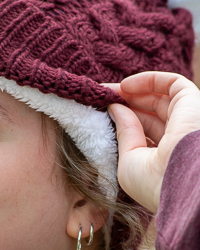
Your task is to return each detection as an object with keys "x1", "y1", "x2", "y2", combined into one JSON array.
[{"x1": 0, "y1": 76, "x2": 118, "y2": 204}]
